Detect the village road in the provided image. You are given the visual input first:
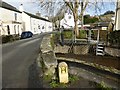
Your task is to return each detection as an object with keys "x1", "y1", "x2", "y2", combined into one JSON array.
[{"x1": 2, "y1": 34, "x2": 44, "y2": 88}]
